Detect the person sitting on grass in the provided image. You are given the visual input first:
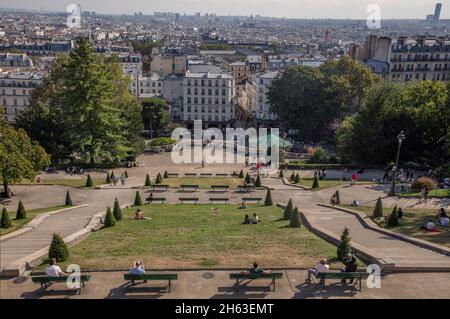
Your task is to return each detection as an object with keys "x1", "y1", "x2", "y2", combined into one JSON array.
[
  {"x1": 243, "y1": 214, "x2": 251, "y2": 225},
  {"x1": 251, "y1": 213, "x2": 259, "y2": 224},
  {"x1": 239, "y1": 201, "x2": 247, "y2": 209},
  {"x1": 45, "y1": 258, "x2": 67, "y2": 277},
  {"x1": 420, "y1": 219, "x2": 437, "y2": 231},
  {"x1": 306, "y1": 258, "x2": 330, "y2": 284},
  {"x1": 438, "y1": 208, "x2": 449, "y2": 226},
  {"x1": 131, "y1": 209, "x2": 151, "y2": 220},
  {"x1": 244, "y1": 262, "x2": 271, "y2": 275},
  {"x1": 341, "y1": 254, "x2": 358, "y2": 284}
]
